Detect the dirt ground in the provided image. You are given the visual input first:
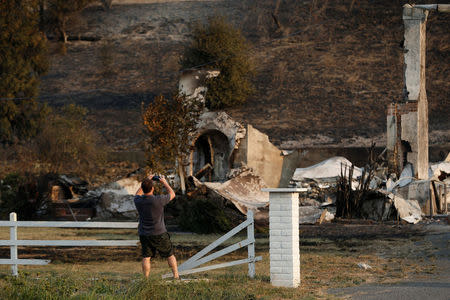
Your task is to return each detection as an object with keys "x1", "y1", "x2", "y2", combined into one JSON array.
[{"x1": 328, "y1": 221, "x2": 450, "y2": 299}]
